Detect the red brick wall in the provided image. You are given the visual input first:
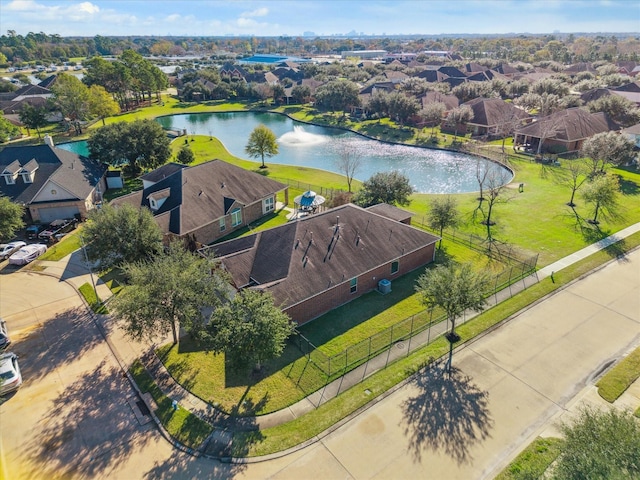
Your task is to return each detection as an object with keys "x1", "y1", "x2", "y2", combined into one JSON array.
[
  {"x1": 285, "y1": 242, "x2": 435, "y2": 325},
  {"x1": 189, "y1": 198, "x2": 272, "y2": 245}
]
